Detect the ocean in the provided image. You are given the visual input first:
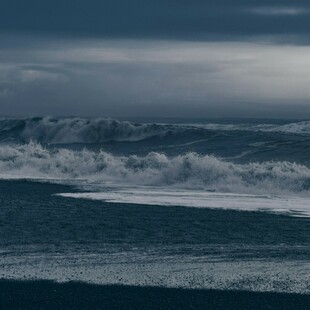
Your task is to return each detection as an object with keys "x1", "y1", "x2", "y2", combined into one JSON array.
[{"x1": 1, "y1": 116, "x2": 310, "y2": 307}]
